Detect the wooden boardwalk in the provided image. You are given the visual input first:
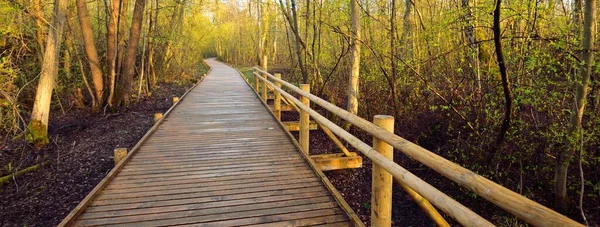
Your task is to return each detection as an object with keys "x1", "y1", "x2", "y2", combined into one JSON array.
[{"x1": 60, "y1": 59, "x2": 357, "y2": 226}]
